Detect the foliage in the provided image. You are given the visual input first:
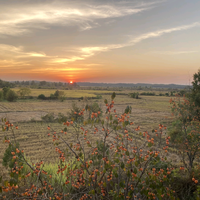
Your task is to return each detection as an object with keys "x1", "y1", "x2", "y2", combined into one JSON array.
[
  {"x1": 3, "y1": 87, "x2": 10, "y2": 99},
  {"x1": 38, "y1": 94, "x2": 46, "y2": 100},
  {"x1": 0, "y1": 91, "x2": 3, "y2": 101},
  {"x1": 0, "y1": 80, "x2": 15, "y2": 88},
  {"x1": 67, "y1": 102, "x2": 84, "y2": 123},
  {"x1": 129, "y1": 92, "x2": 139, "y2": 99},
  {"x1": 191, "y1": 69, "x2": 200, "y2": 107},
  {"x1": 57, "y1": 113, "x2": 68, "y2": 123},
  {"x1": 178, "y1": 89, "x2": 187, "y2": 97},
  {"x1": 6, "y1": 90, "x2": 18, "y2": 102},
  {"x1": 2, "y1": 141, "x2": 25, "y2": 187},
  {"x1": 17, "y1": 87, "x2": 31, "y2": 98},
  {"x1": 1, "y1": 92, "x2": 200, "y2": 199},
  {"x1": 169, "y1": 95, "x2": 200, "y2": 174},
  {"x1": 85, "y1": 102, "x2": 102, "y2": 120},
  {"x1": 41, "y1": 112, "x2": 55, "y2": 122},
  {"x1": 96, "y1": 94, "x2": 102, "y2": 99},
  {"x1": 50, "y1": 90, "x2": 66, "y2": 101}
]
